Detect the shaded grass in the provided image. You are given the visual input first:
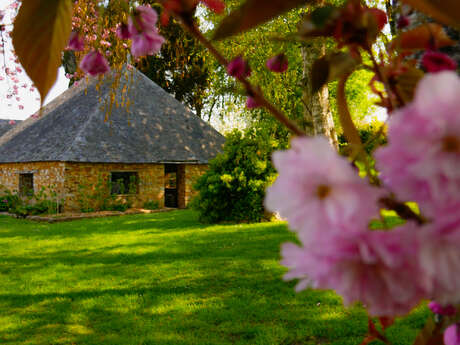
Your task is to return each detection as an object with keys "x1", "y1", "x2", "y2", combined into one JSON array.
[{"x1": 0, "y1": 210, "x2": 429, "y2": 345}]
